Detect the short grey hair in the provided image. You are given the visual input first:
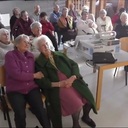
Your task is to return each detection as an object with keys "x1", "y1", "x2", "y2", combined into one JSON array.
[
  {"x1": 35, "y1": 35, "x2": 55, "y2": 51},
  {"x1": 62, "y1": 7, "x2": 68, "y2": 13},
  {"x1": 120, "y1": 12, "x2": 128, "y2": 21},
  {"x1": 14, "y1": 34, "x2": 29, "y2": 47},
  {"x1": 99, "y1": 9, "x2": 107, "y2": 15},
  {"x1": 30, "y1": 21, "x2": 42, "y2": 30},
  {"x1": 0, "y1": 28, "x2": 9, "y2": 38}
]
